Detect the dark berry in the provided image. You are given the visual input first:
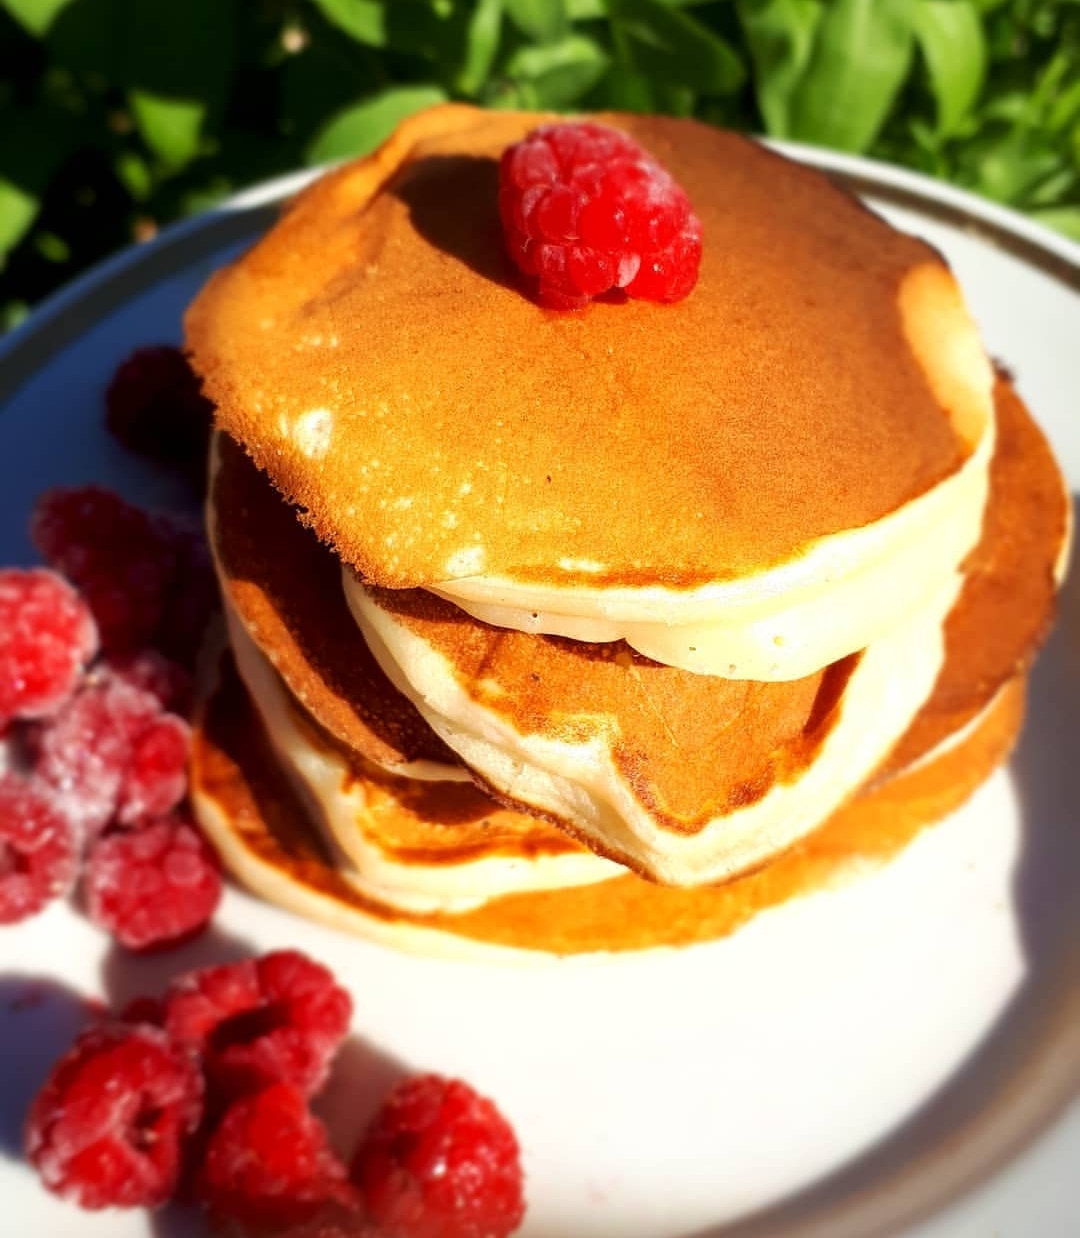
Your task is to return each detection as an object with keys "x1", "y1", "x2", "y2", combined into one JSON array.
[
  {"x1": 153, "y1": 516, "x2": 218, "y2": 667},
  {"x1": 84, "y1": 814, "x2": 221, "y2": 950},
  {"x1": 194, "y1": 1083, "x2": 355, "y2": 1231},
  {"x1": 0, "y1": 568, "x2": 98, "y2": 726},
  {"x1": 103, "y1": 649, "x2": 193, "y2": 714},
  {"x1": 352, "y1": 1074, "x2": 525, "y2": 1238},
  {"x1": 499, "y1": 121, "x2": 702, "y2": 309},
  {"x1": 105, "y1": 345, "x2": 214, "y2": 483},
  {"x1": 25, "y1": 1023, "x2": 203, "y2": 1210},
  {"x1": 163, "y1": 949, "x2": 352, "y2": 1100},
  {"x1": 34, "y1": 667, "x2": 187, "y2": 836},
  {"x1": 31, "y1": 487, "x2": 179, "y2": 653},
  {"x1": 0, "y1": 773, "x2": 78, "y2": 923}
]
